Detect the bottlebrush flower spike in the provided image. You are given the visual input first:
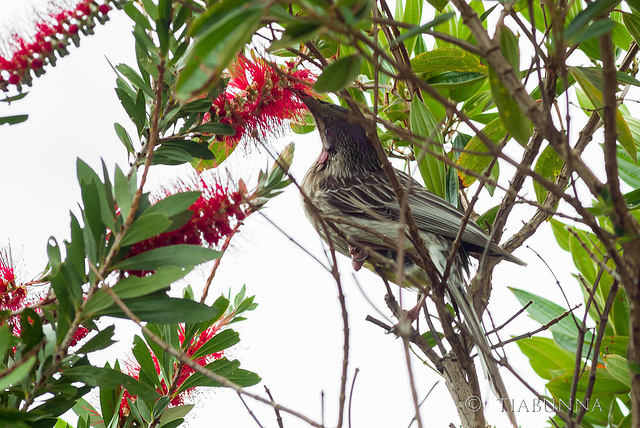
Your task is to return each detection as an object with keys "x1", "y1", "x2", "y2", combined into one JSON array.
[
  {"x1": 206, "y1": 53, "x2": 316, "y2": 152},
  {"x1": 125, "y1": 178, "x2": 248, "y2": 269},
  {"x1": 0, "y1": 0, "x2": 125, "y2": 91},
  {"x1": 0, "y1": 249, "x2": 25, "y2": 314},
  {"x1": 120, "y1": 320, "x2": 231, "y2": 415}
]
